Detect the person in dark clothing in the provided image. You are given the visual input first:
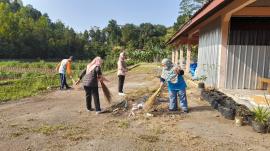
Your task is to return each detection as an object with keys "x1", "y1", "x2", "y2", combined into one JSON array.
[{"x1": 75, "y1": 57, "x2": 108, "y2": 114}]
